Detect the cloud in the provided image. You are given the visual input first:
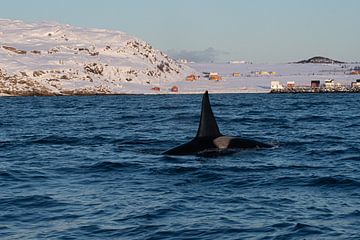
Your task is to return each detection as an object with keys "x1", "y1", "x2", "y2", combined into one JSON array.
[{"x1": 166, "y1": 47, "x2": 228, "y2": 63}]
